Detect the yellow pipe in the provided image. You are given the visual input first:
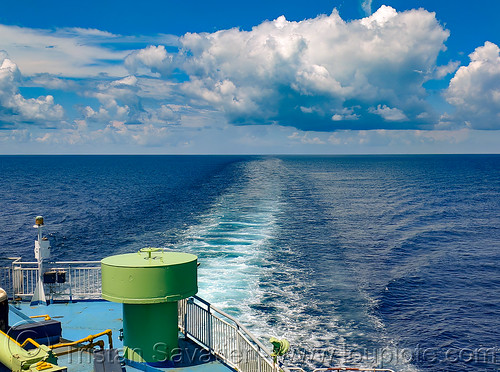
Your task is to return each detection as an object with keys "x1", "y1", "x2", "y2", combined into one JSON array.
[
  {"x1": 20, "y1": 338, "x2": 42, "y2": 349},
  {"x1": 29, "y1": 315, "x2": 52, "y2": 321},
  {"x1": 52, "y1": 340, "x2": 104, "y2": 357},
  {"x1": 50, "y1": 329, "x2": 113, "y2": 350},
  {"x1": 0, "y1": 328, "x2": 23, "y2": 347}
]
